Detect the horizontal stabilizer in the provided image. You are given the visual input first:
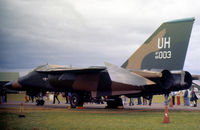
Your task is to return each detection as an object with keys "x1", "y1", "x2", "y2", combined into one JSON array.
[
  {"x1": 130, "y1": 70, "x2": 162, "y2": 78},
  {"x1": 104, "y1": 62, "x2": 155, "y2": 86},
  {"x1": 192, "y1": 74, "x2": 200, "y2": 80}
]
